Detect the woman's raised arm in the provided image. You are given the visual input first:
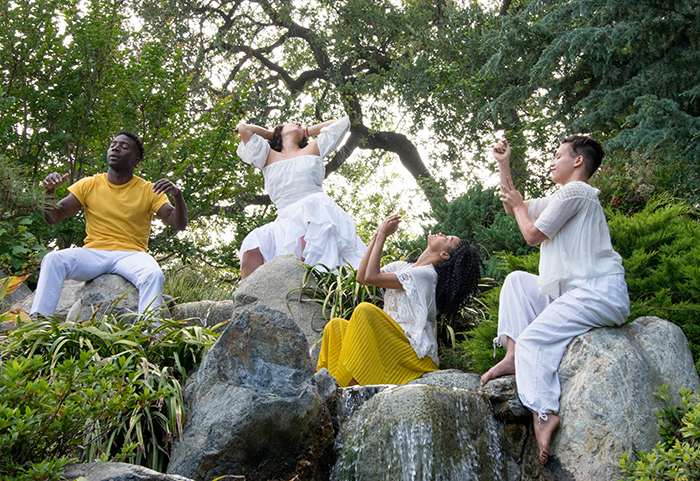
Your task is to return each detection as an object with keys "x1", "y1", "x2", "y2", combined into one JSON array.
[
  {"x1": 356, "y1": 214, "x2": 403, "y2": 290},
  {"x1": 237, "y1": 123, "x2": 273, "y2": 145}
]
